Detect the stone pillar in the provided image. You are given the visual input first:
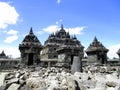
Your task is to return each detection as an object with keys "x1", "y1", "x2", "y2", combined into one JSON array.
[{"x1": 71, "y1": 56, "x2": 82, "y2": 74}]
